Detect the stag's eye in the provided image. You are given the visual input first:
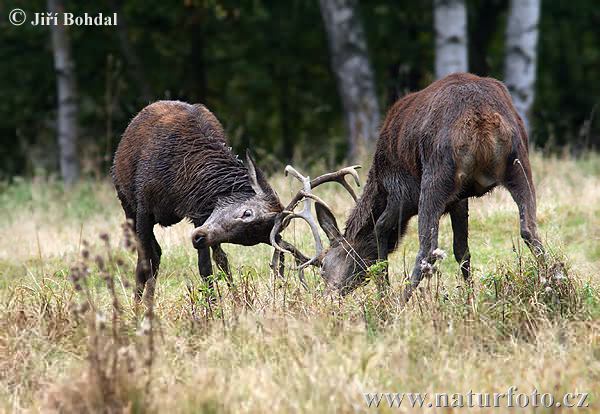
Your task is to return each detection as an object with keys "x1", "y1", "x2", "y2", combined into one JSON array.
[{"x1": 241, "y1": 209, "x2": 253, "y2": 219}]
